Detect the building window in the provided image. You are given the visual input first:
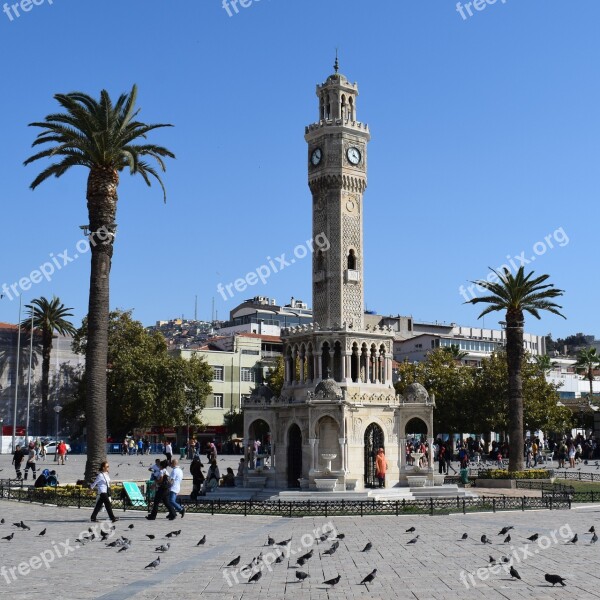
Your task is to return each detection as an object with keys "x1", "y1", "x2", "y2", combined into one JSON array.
[
  {"x1": 213, "y1": 366, "x2": 224, "y2": 381},
  {"x1": 242, "y1": 349, "x2": 260, "y2": 355},
  {"x1": 213, "y1": 394, "x2": 224, "y2": 408},
  {"x1": 241, "y1": 367, "x2": 255, "y2": 382}
]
